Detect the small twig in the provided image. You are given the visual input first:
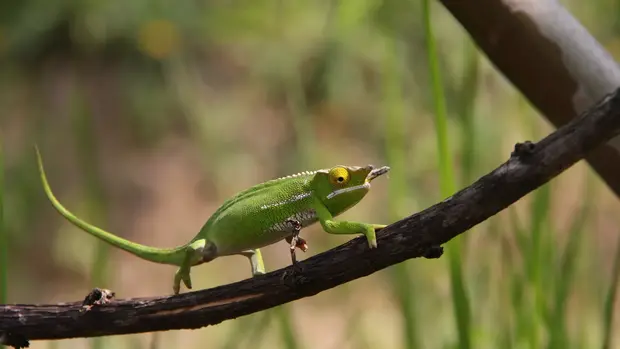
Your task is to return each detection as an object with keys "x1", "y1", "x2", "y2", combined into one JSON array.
[
  {"x1": 81, "y1": 288, "x2": 115, "y2": 313},
  {"x1": 0, "y1": 331, "x2": 30, "y2": 349},
  {"x1": 440, "y1": 0, "x2": 620, "y2": 197},
  {"x1": 511, "y1": 141, "x2": 536, "y2": 158}
]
